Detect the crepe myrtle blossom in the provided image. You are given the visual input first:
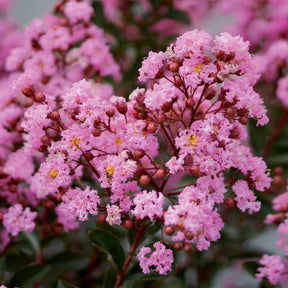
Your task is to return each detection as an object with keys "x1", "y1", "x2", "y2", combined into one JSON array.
[
  {"x1": 257, "y1": 186, "x2": 288, "y2": 285},
  {"x1": 138, "y1": 242, "x2": 174, "y2": 275},
  {"x1": 3, "y1": 204, "x2": 37, "y2": 237},
  {"x1": 1, "y1": 25, "x2": 271, "y2": 281}
]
